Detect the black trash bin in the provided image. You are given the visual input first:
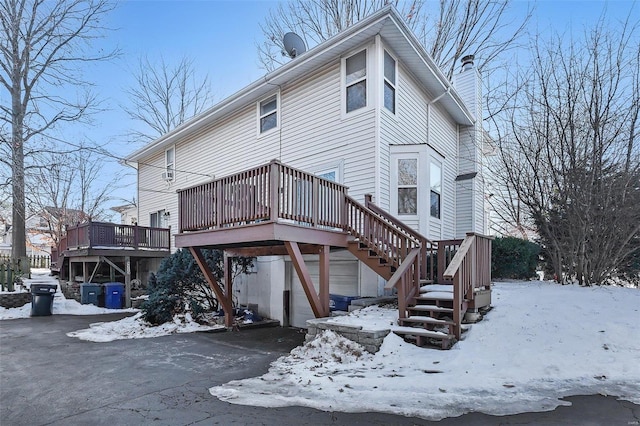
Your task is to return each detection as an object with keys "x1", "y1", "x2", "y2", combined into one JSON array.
[{"x1": 30, "y1": 284, "x2": 57, "y2": 316}]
